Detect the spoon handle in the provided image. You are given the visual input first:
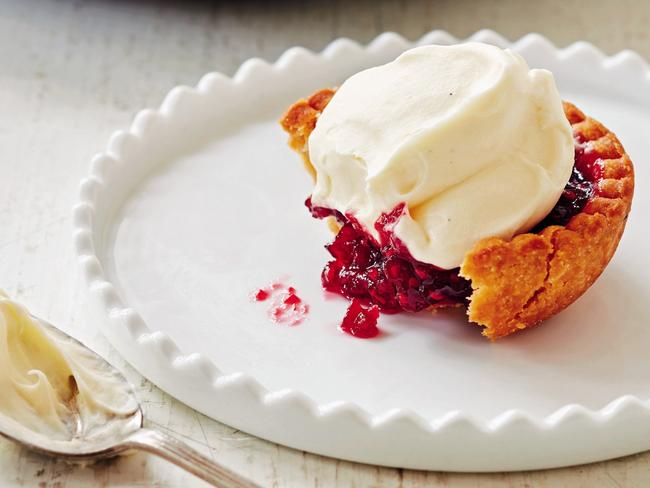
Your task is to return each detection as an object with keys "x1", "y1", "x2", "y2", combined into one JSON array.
[{"x1": 125, "y1": 428, "x2": 259, "y2": 488}]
